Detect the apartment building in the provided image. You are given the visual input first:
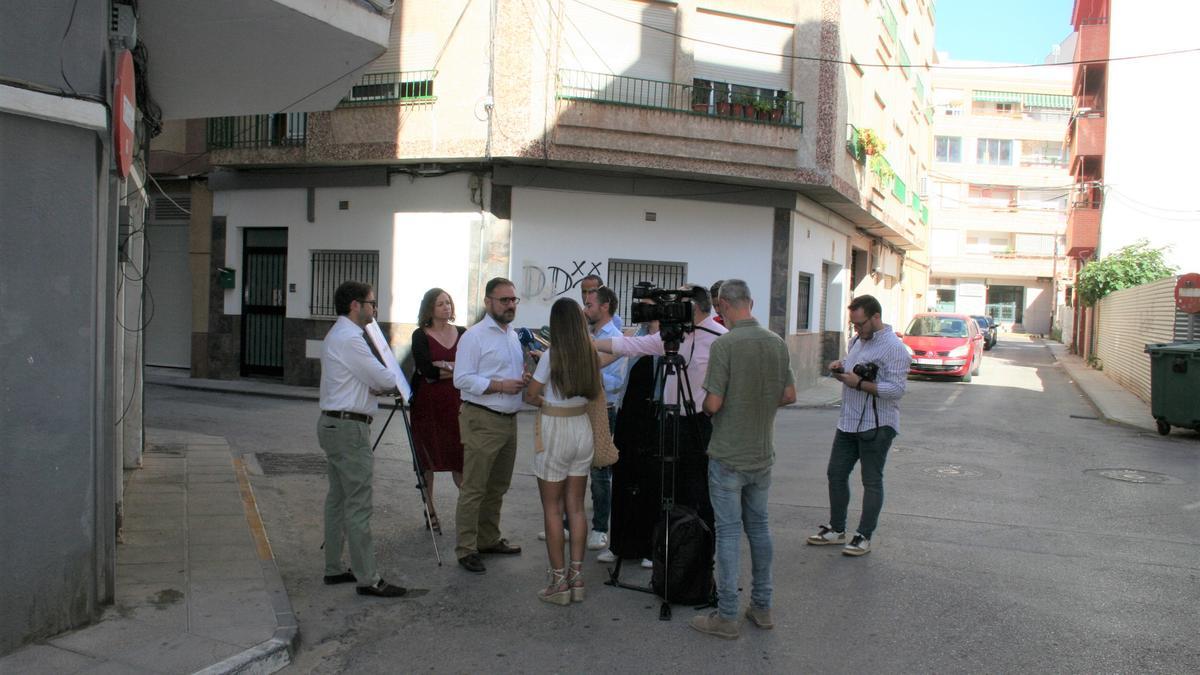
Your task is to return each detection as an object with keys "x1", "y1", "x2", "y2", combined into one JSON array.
[
  {"x1": 927, "y1": 60, "x2": 1072, "y2": 335},
  {"x1": 1065, "y1": 0, "x2": 1200, "y2": 356},
  {"x1": 148, "y1": 0, "x2": 937, "y2": 388}
]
